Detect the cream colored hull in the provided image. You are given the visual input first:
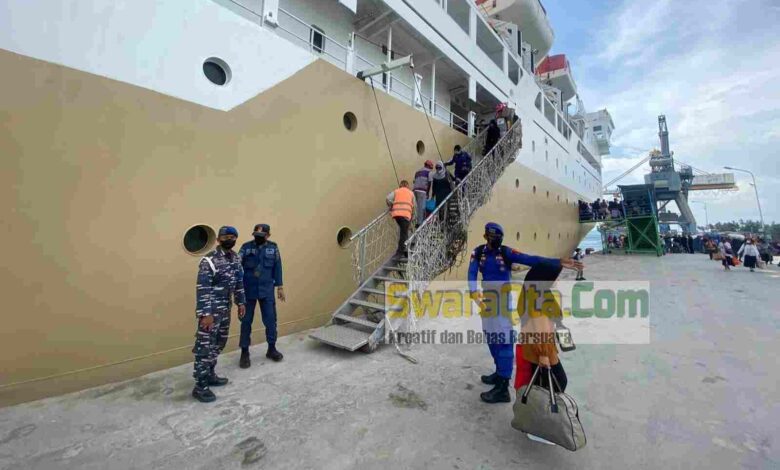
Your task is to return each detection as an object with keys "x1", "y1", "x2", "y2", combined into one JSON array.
[{"x1": 0, "y1": 51, "x2": 592, "y2": 406}]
